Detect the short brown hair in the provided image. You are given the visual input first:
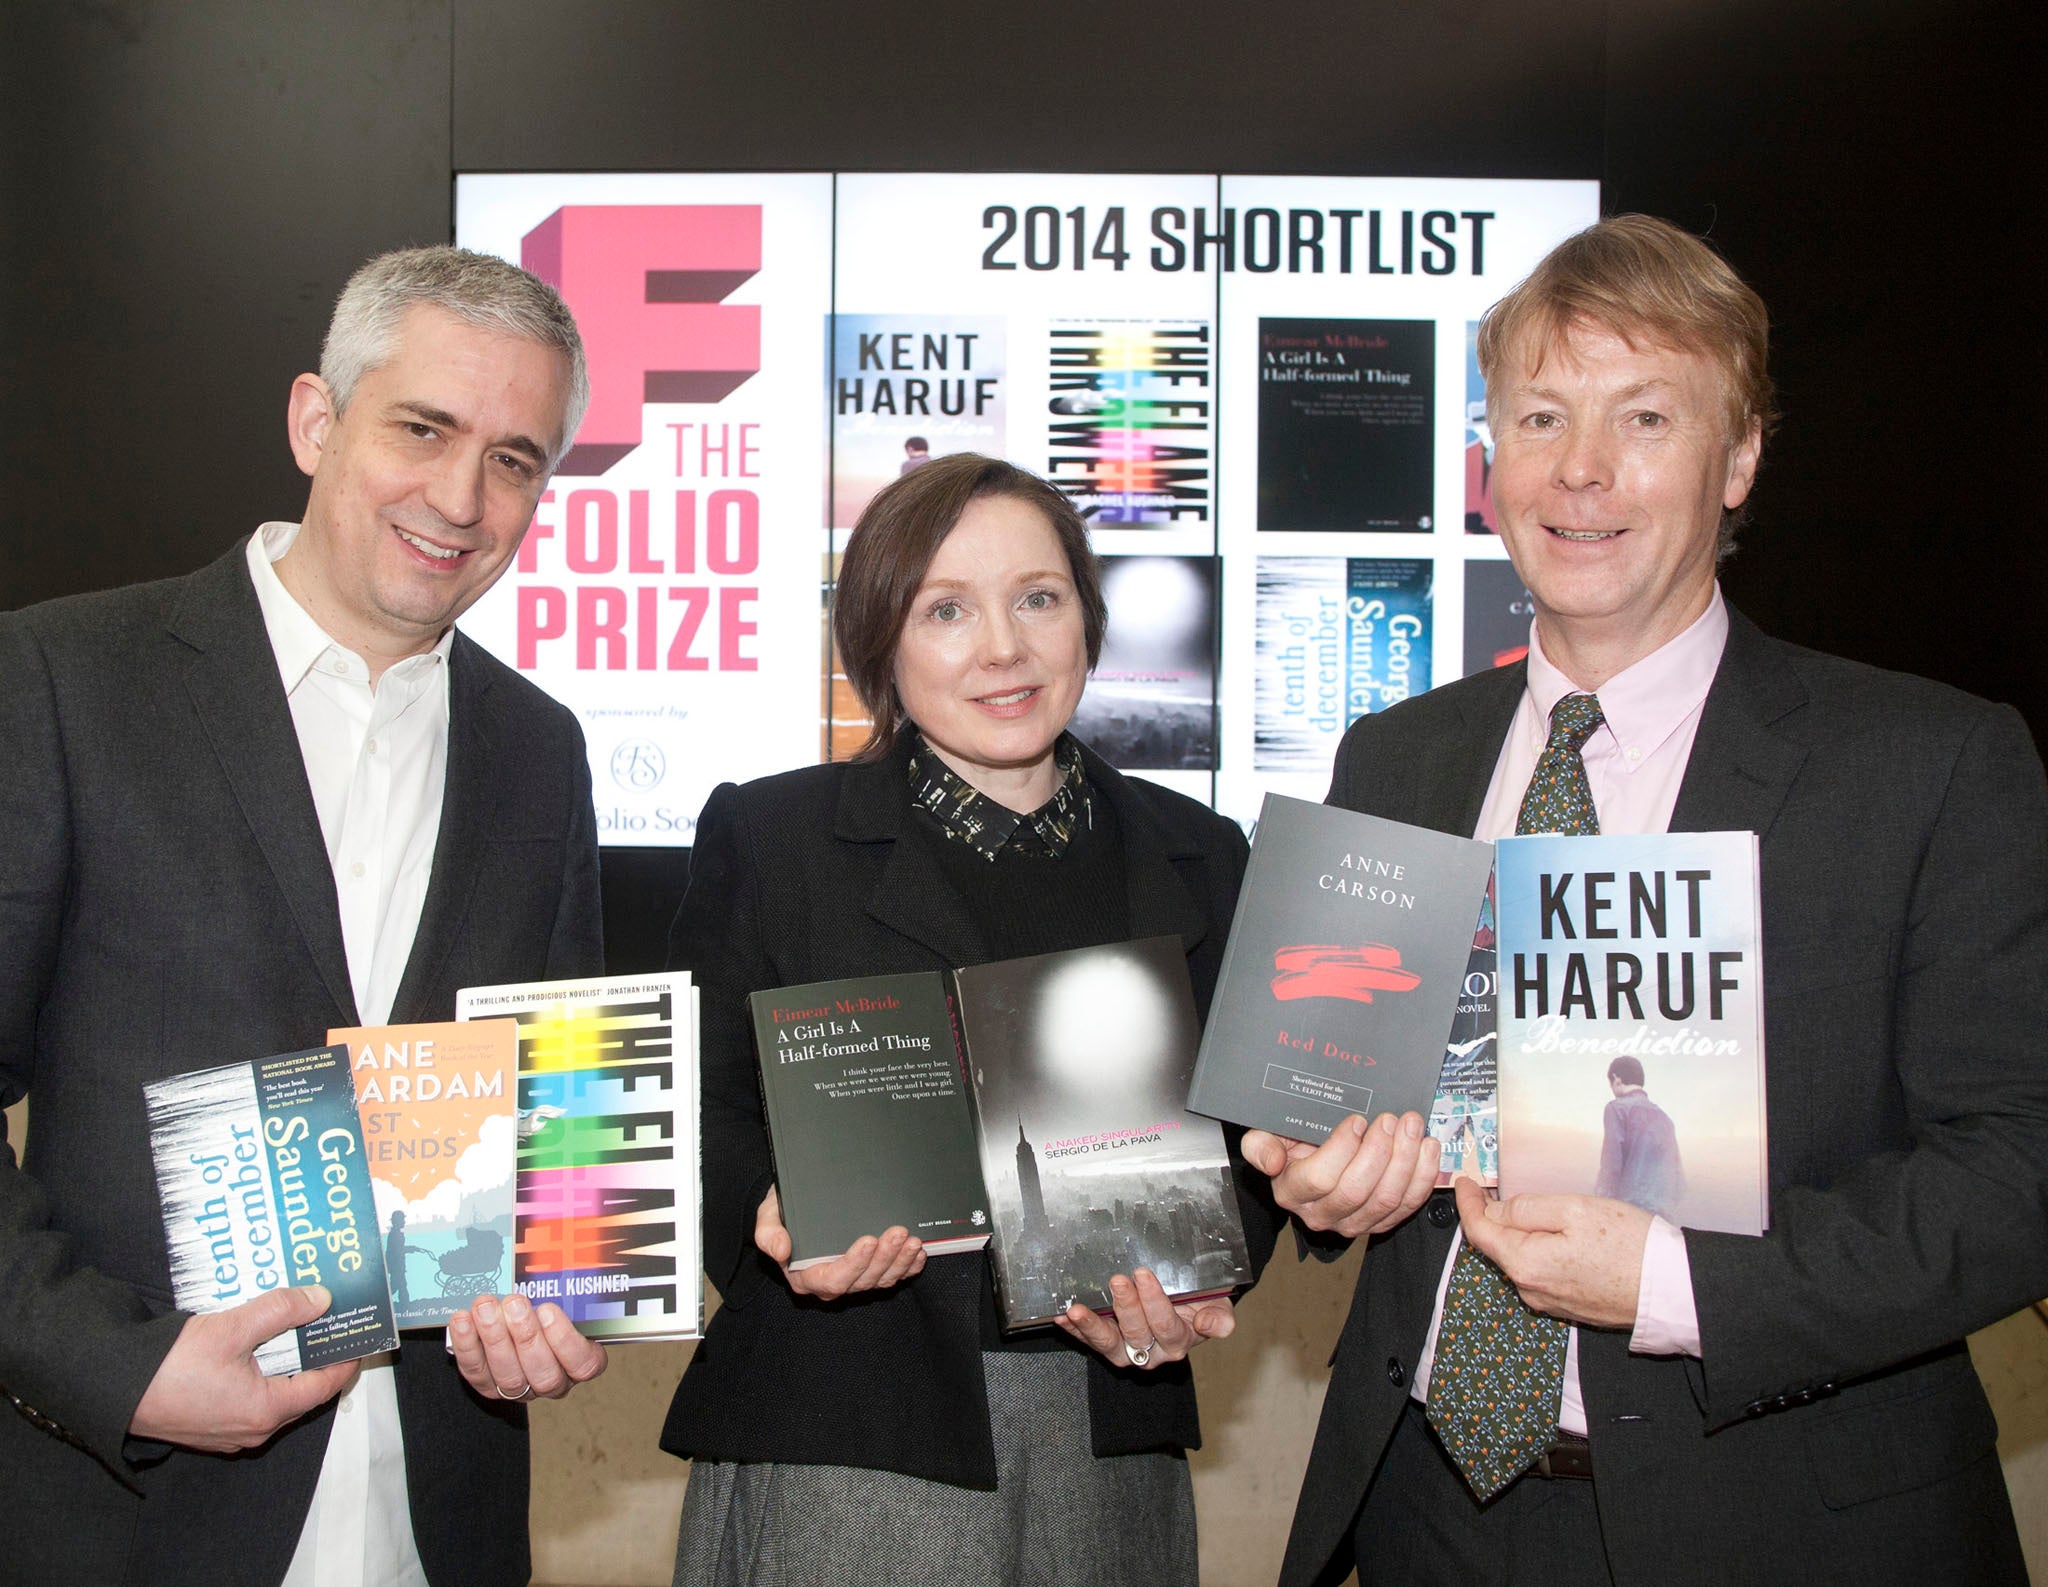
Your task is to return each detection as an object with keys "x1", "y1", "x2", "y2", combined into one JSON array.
[
  {"x1": 833, "y1": 453, "x2": 1107, "y2": 761},
  {"x1": 1477, "y1": 214, "x2": 1776, "y2": 444}
]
